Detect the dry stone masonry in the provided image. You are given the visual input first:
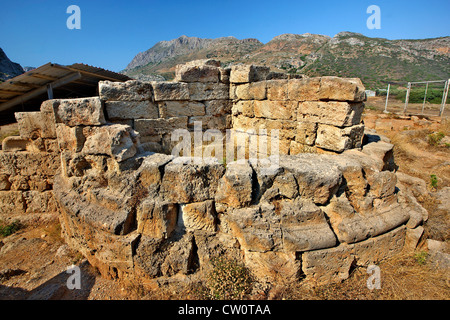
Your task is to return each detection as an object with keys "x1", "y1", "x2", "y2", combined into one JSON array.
[{"x1": 0, "y1": 60, "x2": 427, "y2": 285}]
